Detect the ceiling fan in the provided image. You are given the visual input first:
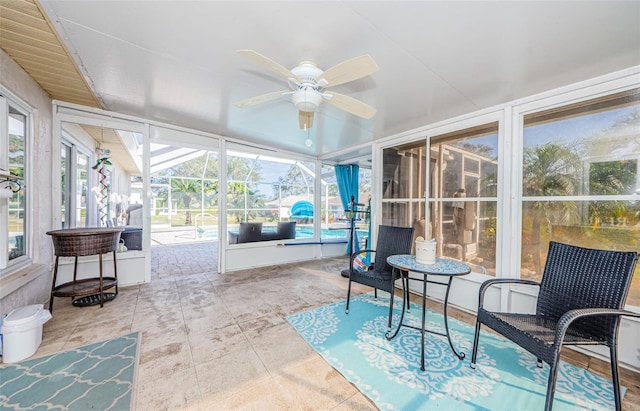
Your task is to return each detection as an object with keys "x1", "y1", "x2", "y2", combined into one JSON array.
[{"x1": 235, "y1": 50, "x2": 379, "y2": 129}]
